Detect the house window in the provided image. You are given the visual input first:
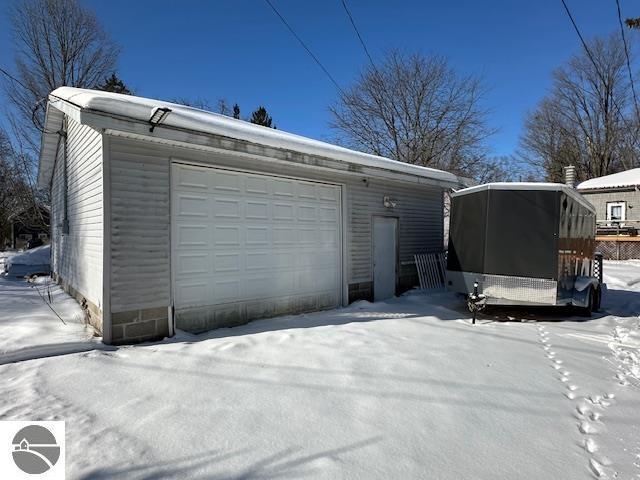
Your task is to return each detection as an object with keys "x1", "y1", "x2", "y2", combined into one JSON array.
[{"x1": 606, "y1": 201, "x2": 626, "y2": 222}]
